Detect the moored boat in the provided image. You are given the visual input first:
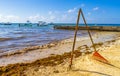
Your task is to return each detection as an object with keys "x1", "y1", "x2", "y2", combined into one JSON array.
[
  {"x1": 37, "y1": 21, "x2": 48, "y2": 26},
  {"x1": 3, "y1": 22, "x2": 12, "y2": 25},
  {"x1": 19, "y1": 20, "x2": 32, "y2": 27}
]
